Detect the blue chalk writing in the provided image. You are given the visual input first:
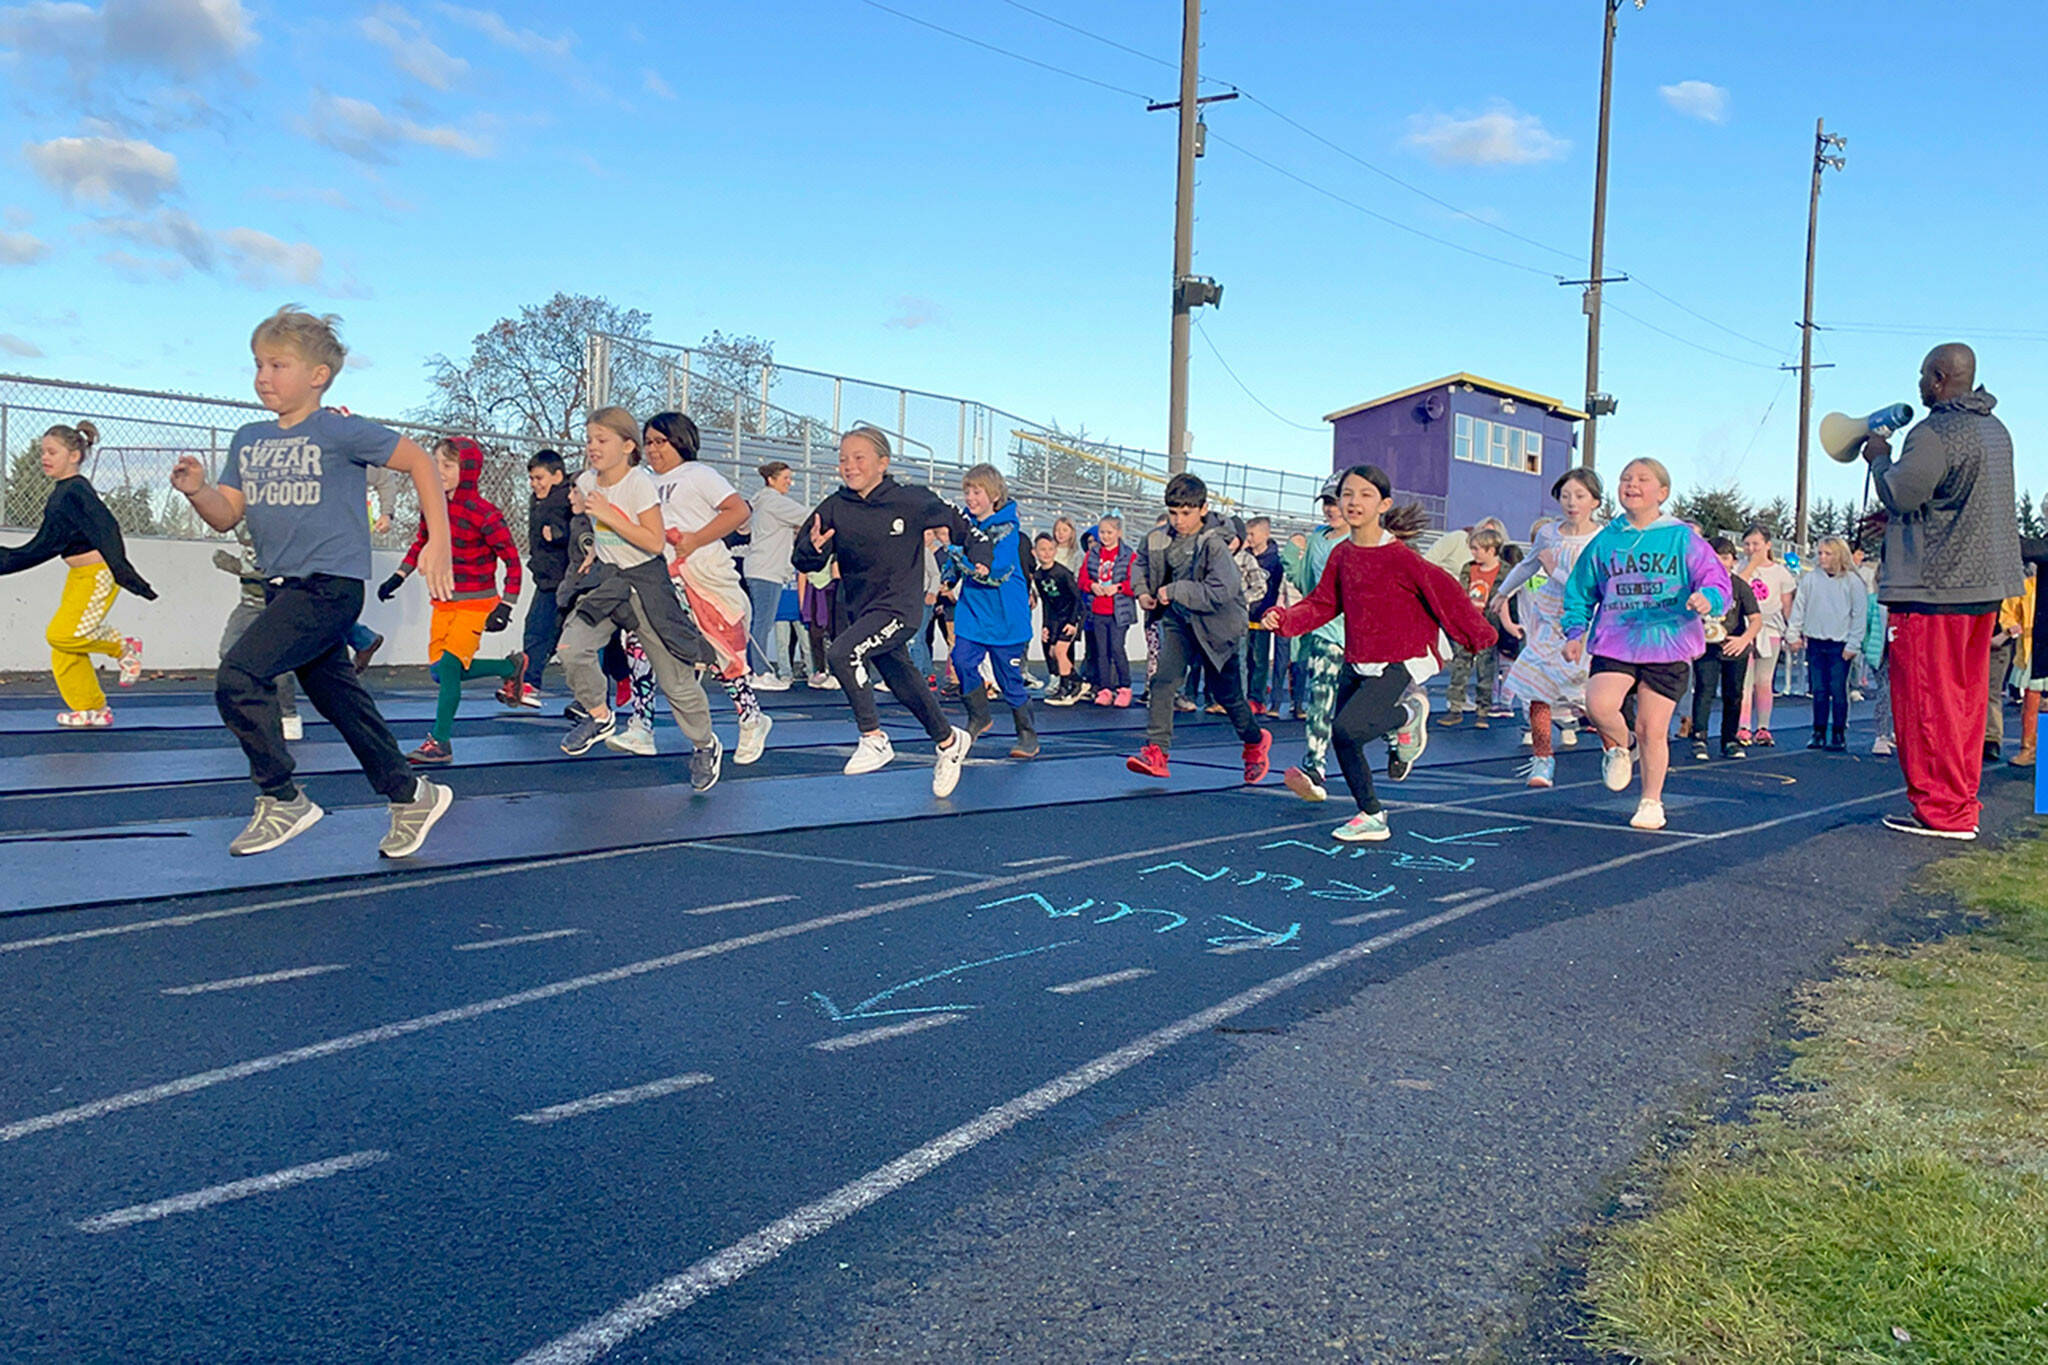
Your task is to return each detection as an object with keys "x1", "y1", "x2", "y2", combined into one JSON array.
[
  {"x1": 1407, "y1": 826, "x2": 1526, "y2": 847},
  {"x1": 1093, "y1": 902, "x2": 1189, "y2": 933},
  {"x1": 1310, "y1": 880, "x2": 1397, "y2": 902},
  {"x1": 1138, "y1": 861, "x2": 1233, "y2": 881},
  {"x1": 1386, "y1": 853, "x2": 1477, "y2": 872},
  {"x1": 1206, "y1": 915, "x2": 1302, "y2": 950},
  {"x1": 810, "y1": 940, "x2": 1079, "y2": 1021},
  {"x1": 1259, "y1": 839, "x2": 1344, "y2": 858},
  {"x1": 977, "y1": 892, "x2": 1097, "y2": 919}
]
